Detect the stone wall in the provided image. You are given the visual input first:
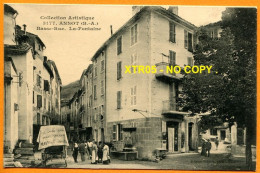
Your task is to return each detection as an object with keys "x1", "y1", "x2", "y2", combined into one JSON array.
[{"x1": 107, "y1": 117, "x2": 162, "y2": 159}]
